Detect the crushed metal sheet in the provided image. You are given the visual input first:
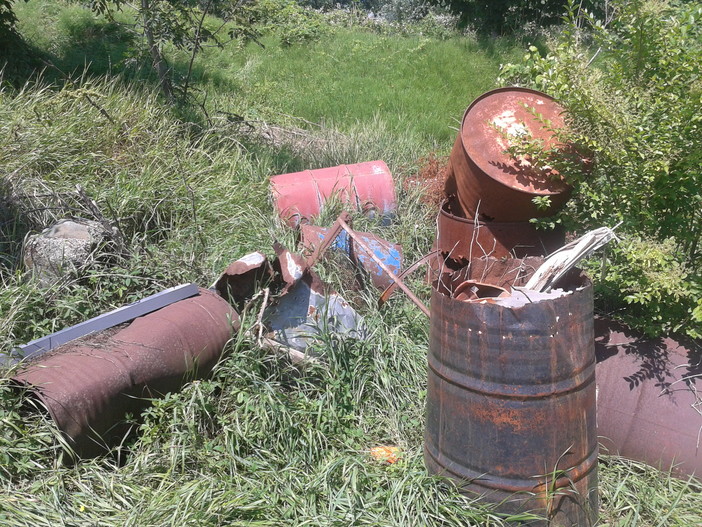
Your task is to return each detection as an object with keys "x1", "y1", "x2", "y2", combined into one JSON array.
[
  {"x1": 212, "y1": 252, "x2": 273, "y2": 309},
  {"x1": 264, "y1": 271, "x2": 367, "y2": 353},
  {"x1": 273, "y1": 242, "x2": 308, "y2": 293},
  {"x1": 300, "y1": 224, "x2": 402, "y2": 290}
]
